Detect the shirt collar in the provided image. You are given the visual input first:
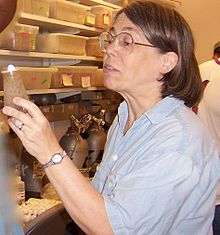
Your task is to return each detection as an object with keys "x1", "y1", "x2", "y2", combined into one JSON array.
[
  {"x1": 118, "y1": 101, "x2": 128, "y2": 128},
  {"x1": 144, "y1": 96, "x2": 185, "y2": 124},
  {"x1": 117, "y1": 96, "x2": 185, "y2": 126}
]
